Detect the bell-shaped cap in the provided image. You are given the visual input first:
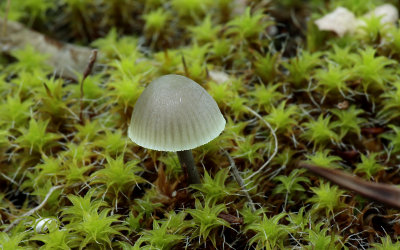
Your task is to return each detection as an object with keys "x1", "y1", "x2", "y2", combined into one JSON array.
[{"x1": 128, "y1": 74, "x2": 225, "y2": 151}]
